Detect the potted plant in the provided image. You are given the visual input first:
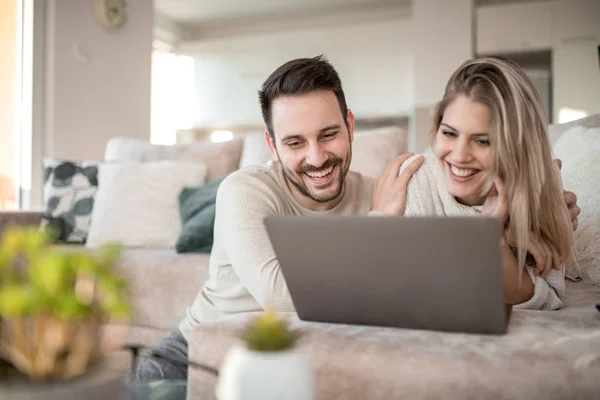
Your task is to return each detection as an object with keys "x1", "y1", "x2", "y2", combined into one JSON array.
[
  {"x1": 0, "y1": 226, "x2": 130, "y2": 382},
  {"x1": 216, "y1": 308, "x2": 315, "y2": 400}
]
